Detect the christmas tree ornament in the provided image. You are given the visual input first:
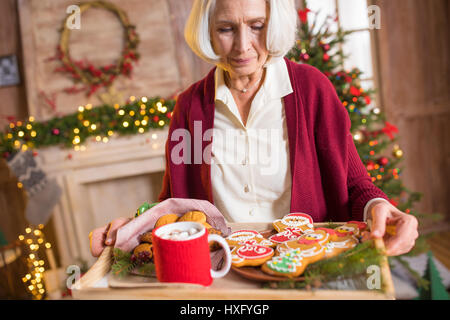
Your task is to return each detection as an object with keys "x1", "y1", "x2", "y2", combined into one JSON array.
[
  {"x1": 392, "y1": 145, "x2": 404, "y2": 159},
  {"x1": 378, "y1": 157, "x2": 389, "y2": 166},
  {"x1": 298, "y1": 8, "x2": 311, "y2": 24},
  {"x1": 382, "y1": 122, "x2": 399, "y2": 140},
  {"x1": 353, "y1": 131, "x2": 364, "y2": 143},
  {"x1": 366, "y1": 161, "x2": 375, "y2": 171}
]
